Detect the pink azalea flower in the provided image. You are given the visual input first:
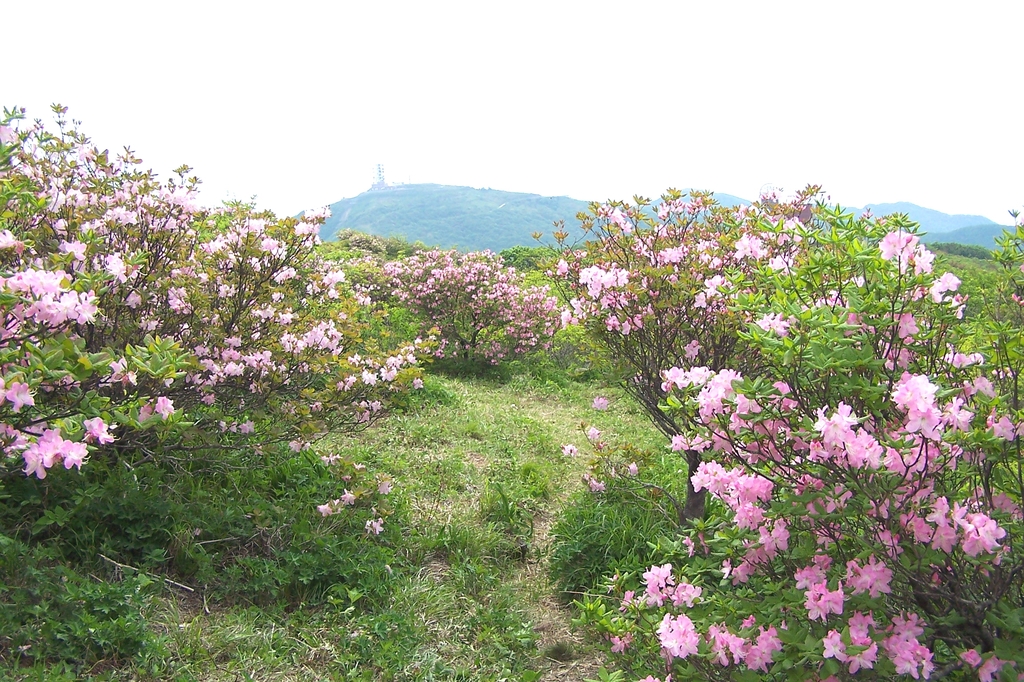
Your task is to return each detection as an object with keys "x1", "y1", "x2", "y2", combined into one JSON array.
[
  {"x1": 5, "y1": 382, "x2": 35, "y2": 413},
  {"x1": 960, "y1": 649, "x2": 982, "y2": 668},
  {"x1": 847, "y1": 642, "x2": 878, "y2": 674},
  {"x1": 609, "y1": 632, "x2": 632, "y2": 653},
  {"x1": 154, "y1": 396, "x2": 175, "y2": 420},
  {"x1": 804, "y1": 581, "x2": 845, "y2": 621},
  {"x1": 822, "y1": 630, "x2": 847, "y2": 661},
  {"x1": 657, "y1": 613, "x2": 699, "y2": 659},
  {"x1": 83, "y1": 417, "x2": 115, "y2": 445}
]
